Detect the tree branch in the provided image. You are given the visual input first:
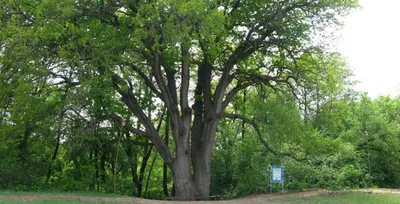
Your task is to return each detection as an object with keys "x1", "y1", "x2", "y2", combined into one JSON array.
[
  {"x1": 214, "y1": 0, "x2": 318, "y2": 110},
  {"x1": 151, "y1": 51, "x2": 180, "y2": 126},
  {"x1": 125, "y1": 63, "x2": 163, "y2": 100},
  {"x1": 222, "y1": 82, "x2": 252, "y2": 109},
  {"x1": 180, "y1": 45, "x2": 190, "y2": 112},
  {"x1": 224, "y1": 112, "x2": 306, "y2": 161},
  {"x1": 103, "y1": 113, "x2": 148, "y2": 137},
  {"x1": 111, "y1": 73, "x2": 175, "y2": 168}
]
